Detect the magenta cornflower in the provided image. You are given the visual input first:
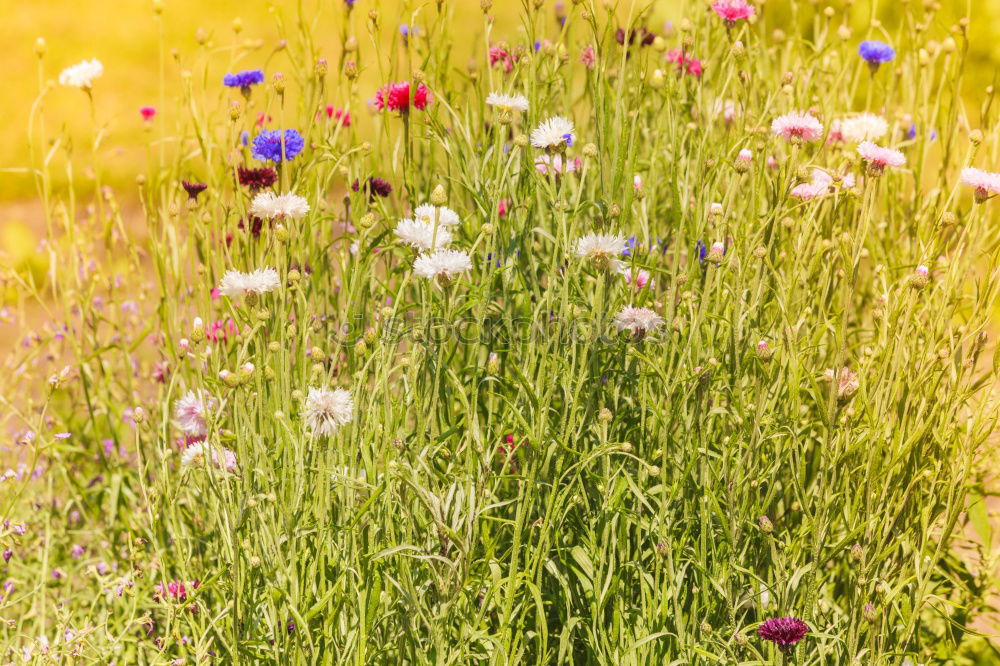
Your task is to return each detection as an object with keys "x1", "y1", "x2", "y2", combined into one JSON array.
[
  {"x1": 712, "y1": 0, "x2": 756, "y2": 24},
  {"x1": 153, "y1": 579, "x2": 200, "y2": 602},
  {"x1": 139, "y1": 106, "x2": 156, "y2": 121},
  {"x1": 758, "y1": 617, "x2": 810, "y2": 653},
  {"x1": 857, "y1": 141, "x2": 905, "y2": 174},
  {"x1": 374, "y1": 82, "x2": 431, "y2": 113},
  {"x1": 771, "y1": 111, "x2": 824, "y2": 143},
  {"x1": 666, "y1": 49, "x2": 703, "y2": 77},
  {"x1": 580, "y1": 44, "x2": 597, "y2": 69}
]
